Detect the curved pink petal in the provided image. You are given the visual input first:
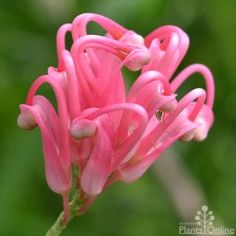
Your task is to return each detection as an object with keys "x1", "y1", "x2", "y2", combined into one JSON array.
[
  {"x1": 56, "y1": 23, "x2": 72, "y2": 71},
  {"x1": 128, "y1": 71, "x2": 177, "y2": 117},
  {"x1": 118, "y1": 88, "x2": 209, "y2": 183},
  {"x1": 90, "y1": 48, "x2": 126, "y2": 106},
  {"x1": 71, "y1": 113, "x2": 114, "y2": 167},
  {"x1": 144, "y1": 25, "x2": 189, "y2": 80},
  {"x1": 62, "y1": 50, "x2": 81, "y2": 118},
  {"x1": 71, "y1": 13, "x2": 127, "y2": 40},
  {"x1": 82, "y1": 103, "x2": 149, "y2": 168},
  {"x1": 26, "y1": 75, "x2": 70, "y2": 168},
  {"x1": 71, "y1": 34, "x2": 150, "y2": 108},
  {"x1": 19, "y1": 96, "x2": 70, "y2": 194},
  {"x1": 171, "y1": 64, "x2": 215, "y2": 108},
  {"x1": 129, "y1": 70, "x2": 172, "y2": 97},
  {"x1": 138, "y1": 88, "x2": 206, "y2": 157},
  {"x1": 184, "y1": 103, "x2": 214, "y2": 141},
  {"x1": 71, "y1": 36, "x2": 132, "y2": 108},
  {"x1": 80, "y1": 122, "x2": 112, "y2": 195},
  {"x1": 118, "y1": 115, "x2": 197, "y2": 183}
]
